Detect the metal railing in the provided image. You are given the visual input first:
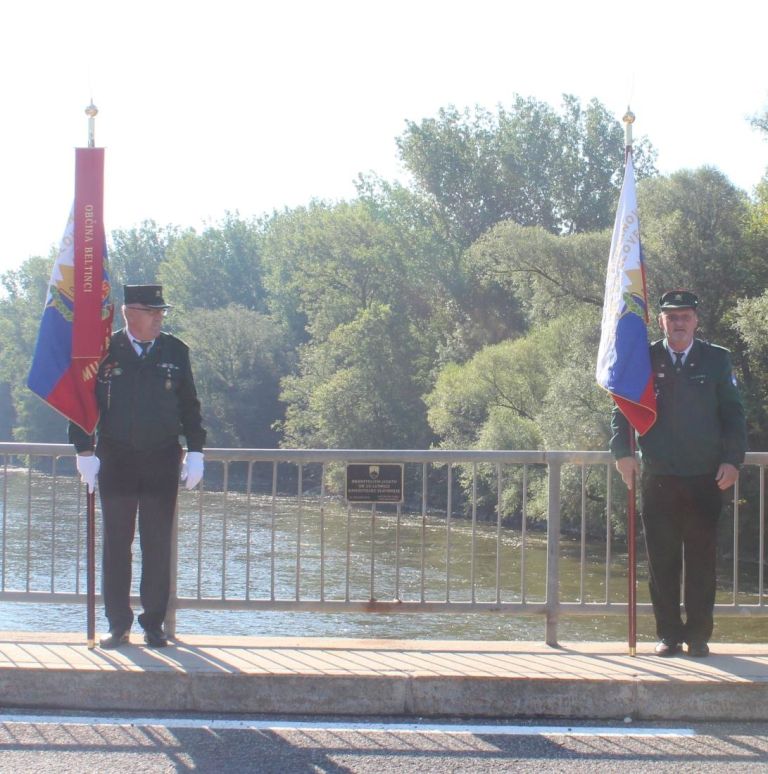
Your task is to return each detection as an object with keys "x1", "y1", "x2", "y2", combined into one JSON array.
[{"x1": 1, "y1": 443, "x2": 766, "y2": 645}]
